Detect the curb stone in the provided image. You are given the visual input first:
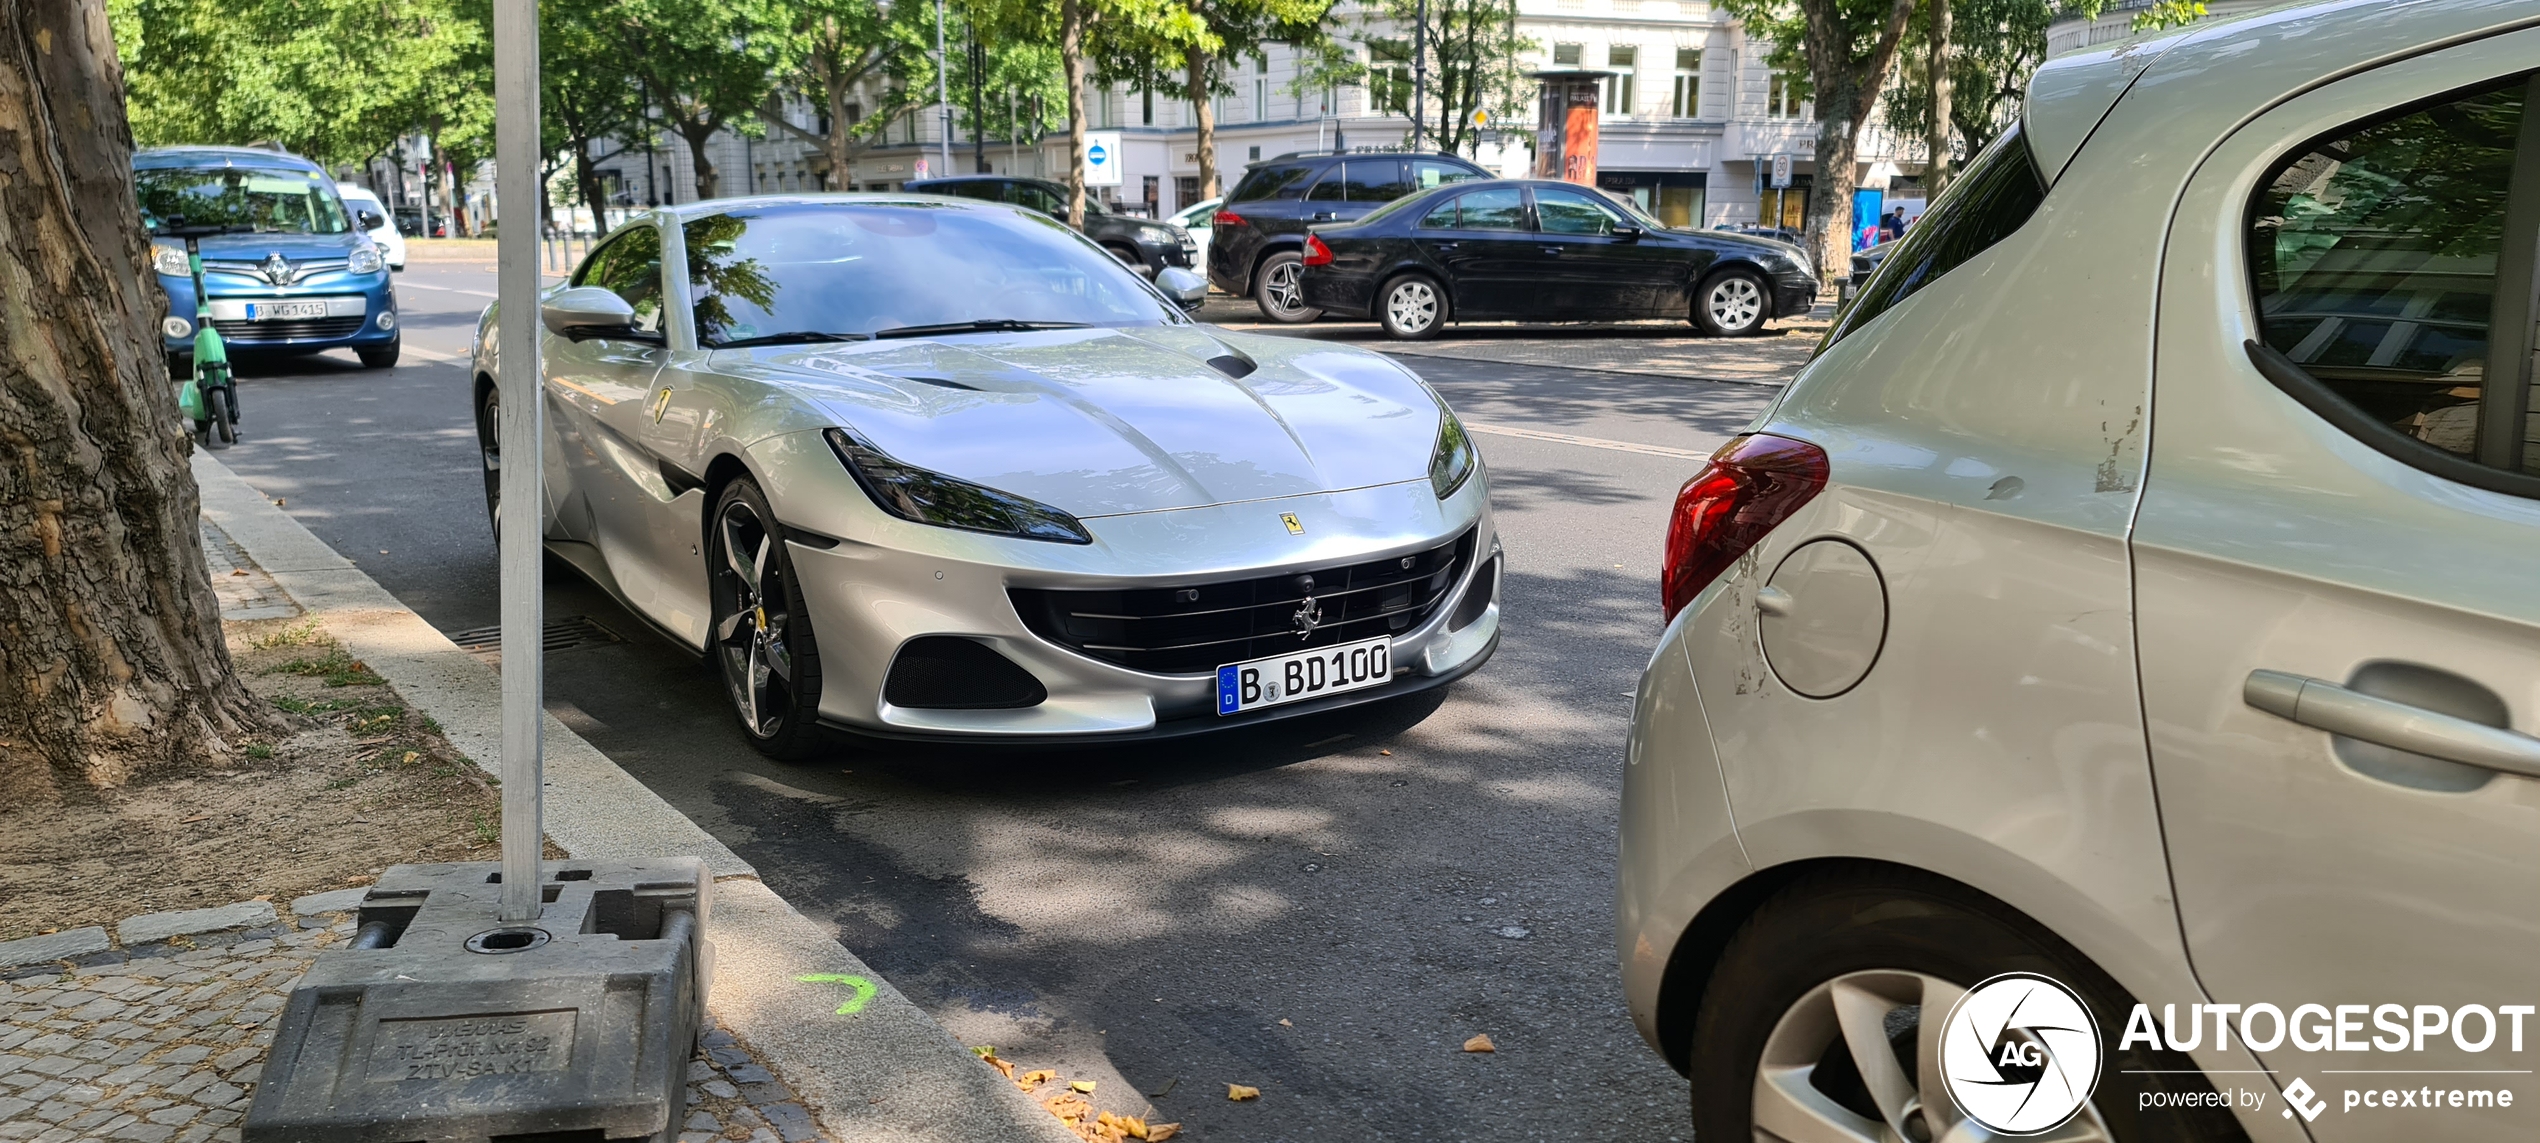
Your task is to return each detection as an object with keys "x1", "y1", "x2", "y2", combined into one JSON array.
[
  {"x1": 189, "y1": 454, "x2": 1076, "y2": 1143},
  {"x1": 116, "y1": 903, "x2": 278, "y2": 947},
  {"x1": 0, "y1": 929, "x2": 109, "y2": 971}
]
